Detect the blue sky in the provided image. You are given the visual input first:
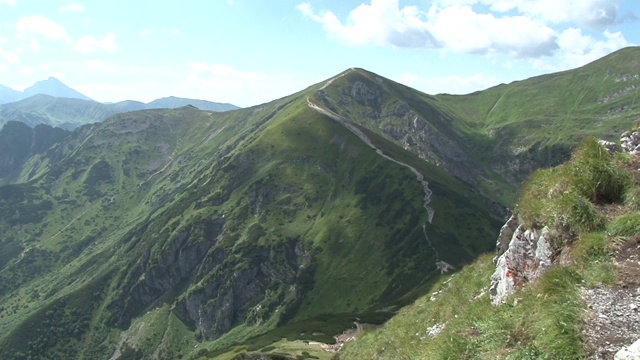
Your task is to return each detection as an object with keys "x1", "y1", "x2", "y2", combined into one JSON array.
[{"x1": 0, "y1": 0, "x2": 638, "y2": 107}]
